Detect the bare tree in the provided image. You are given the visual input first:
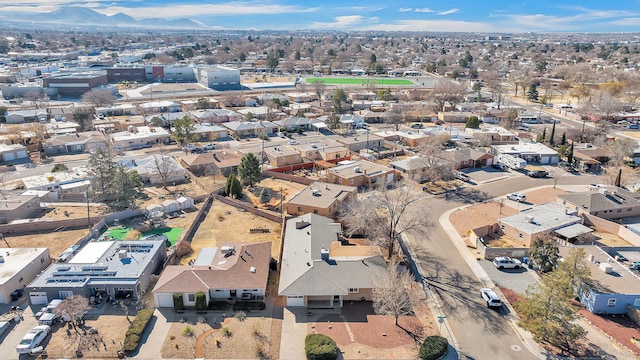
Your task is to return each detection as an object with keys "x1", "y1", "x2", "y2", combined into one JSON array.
[
  {"x1": 432, "y1": 80, "x2": 465, "y2": 112},
  {"x1": 386, "y1": 106, "x2": 404, "y2": 131},
  {"x1": 150, "y1": 154, "x2": 180, "y2": 190},
  {"x1": 339, "y1": 180, "x2": 428, "y2": 258},
  {"x1": 223, "y1": 92, "x2": 244, "y2": 108},
  {"x1": 82, "y1": 89, "x2": 115, "y2": 107},
  {"x1": 608, "y1": 138, "x2": 636, "y2": 168},
  {"x1": 549, "y1": 167, "x2": 565, "y2": 189},
  {"x1": 24, "y1": 90, "x2": 48, "y2": 109},
  {"x1": 372, "y1": 263, "x2": 414, "y2": 326},
  {"x1": 310, "y1": 79, "x2": 326, "y2": 100},
  {"x1": 416, "y1": 133, "x2": 454, "y2": 182},
  {"x1": 54, "y1": 295, "x2": 91, "y2": 326}
]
